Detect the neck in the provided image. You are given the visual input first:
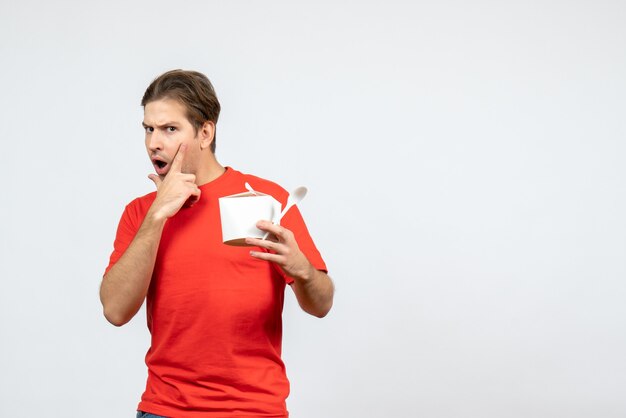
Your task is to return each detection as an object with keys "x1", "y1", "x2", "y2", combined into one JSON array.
[{"x1": 195, "y1": 153, "x2": 226, "y2": 186}]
